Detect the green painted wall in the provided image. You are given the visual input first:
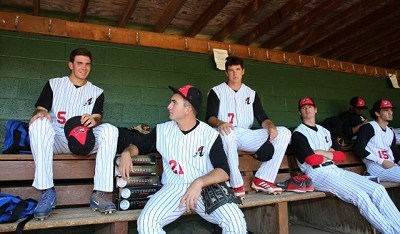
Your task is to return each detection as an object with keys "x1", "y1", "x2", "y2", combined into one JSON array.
[{"x1": 1, "y1": 30, "x2": 399, "y2": 149}]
